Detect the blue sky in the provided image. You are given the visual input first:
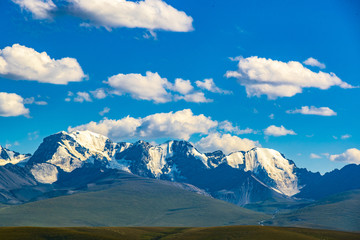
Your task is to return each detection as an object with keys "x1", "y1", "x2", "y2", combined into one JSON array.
[{"x1": 0, "y1": 0, "x2": 359, "y2": 173}]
